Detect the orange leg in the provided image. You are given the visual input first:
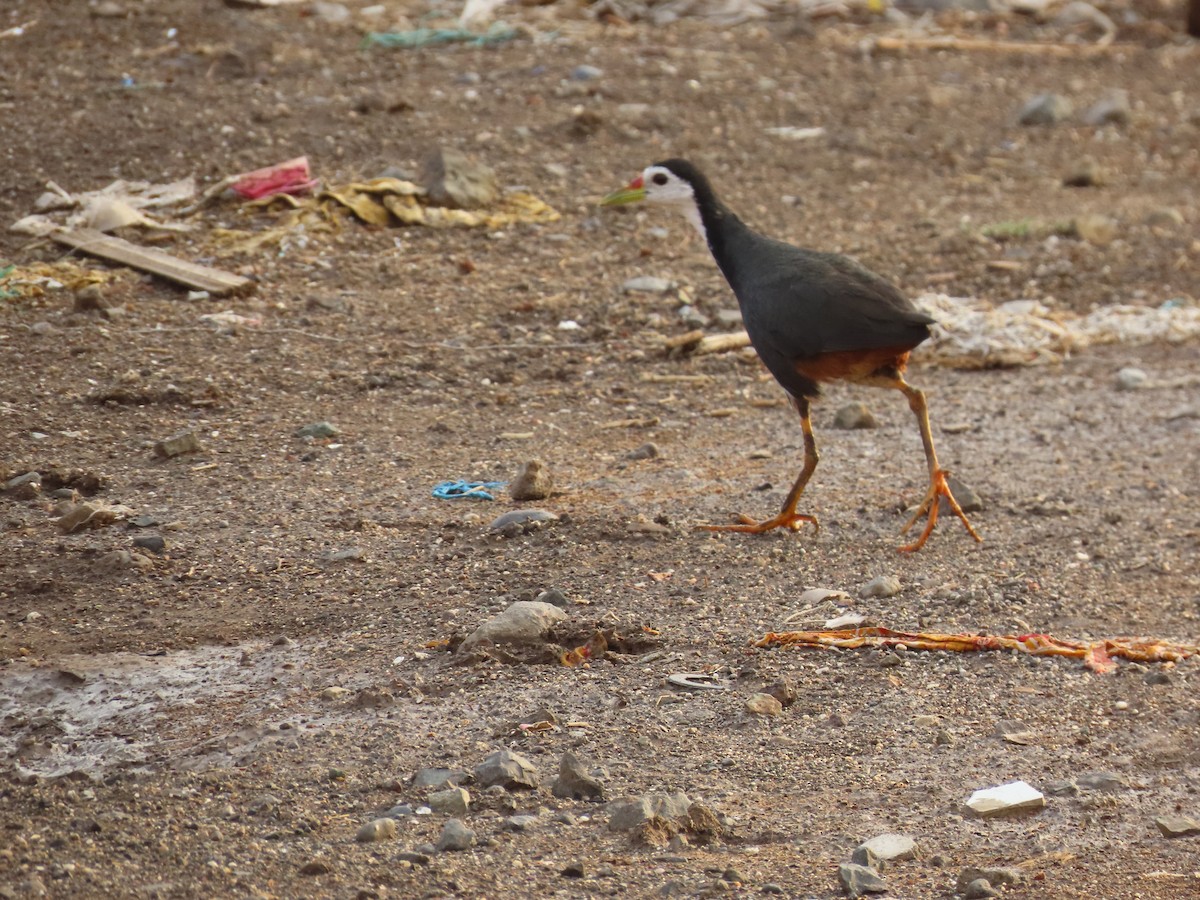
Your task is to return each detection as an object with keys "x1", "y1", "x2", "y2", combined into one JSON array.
[
  {"x1": 698, "y1": 395, "x2": 821, "y2": 535},
  {"x1": 894, "y1": 379, "x2": 982, "y2": 552}
]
